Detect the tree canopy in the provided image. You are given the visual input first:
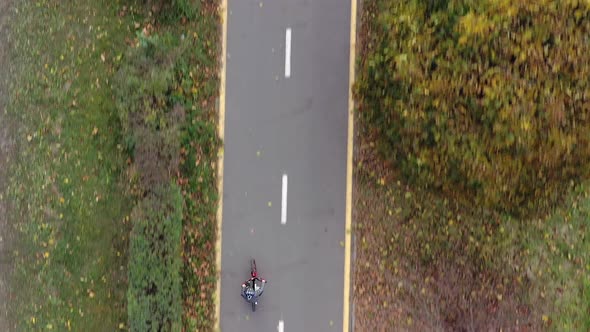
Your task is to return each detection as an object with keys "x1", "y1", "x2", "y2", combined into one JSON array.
[{"x1": 356, "y1": 0, "x2": 590, "y2": 214}]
